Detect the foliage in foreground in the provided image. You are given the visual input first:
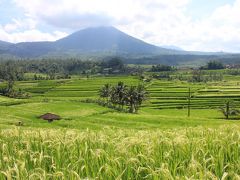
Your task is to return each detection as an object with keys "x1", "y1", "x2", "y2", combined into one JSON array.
[{"x1": 0, "y1": 126, "x2": 240, "y2": 179}]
